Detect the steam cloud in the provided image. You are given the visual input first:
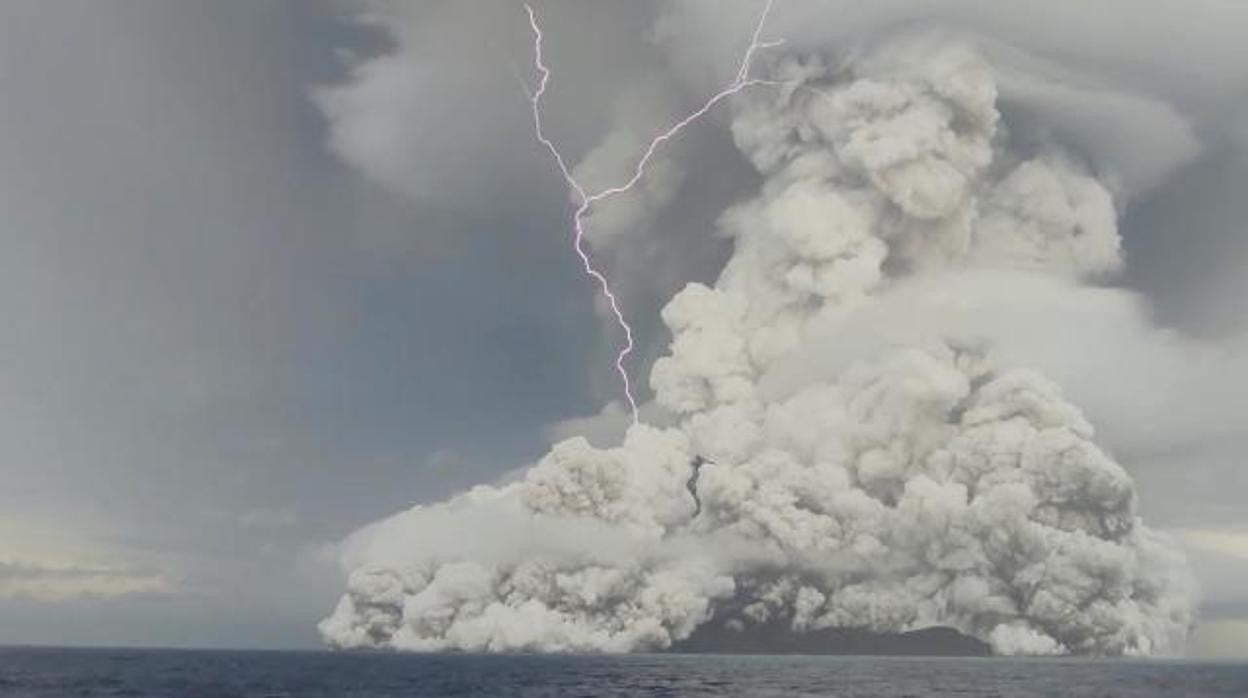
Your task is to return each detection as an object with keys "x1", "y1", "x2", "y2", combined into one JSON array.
[{"x1": 319, "y1": 30, "x2": 1195, "y2": 656}]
